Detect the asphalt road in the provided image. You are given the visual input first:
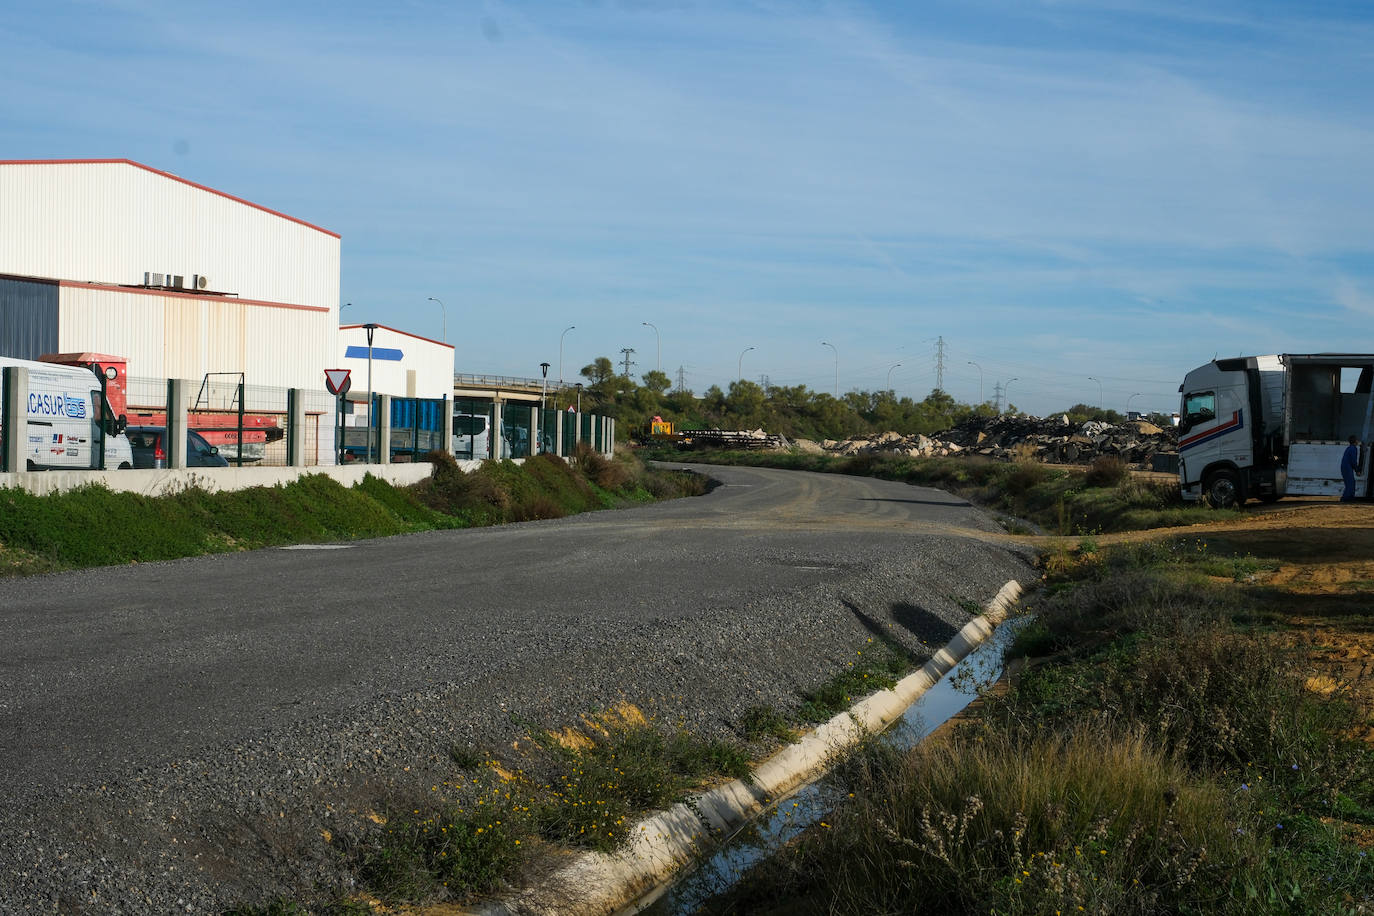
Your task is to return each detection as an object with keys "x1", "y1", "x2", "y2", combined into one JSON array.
[{"x1": 0, "y1": 463, "x2": 1036, "y2": 912}]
